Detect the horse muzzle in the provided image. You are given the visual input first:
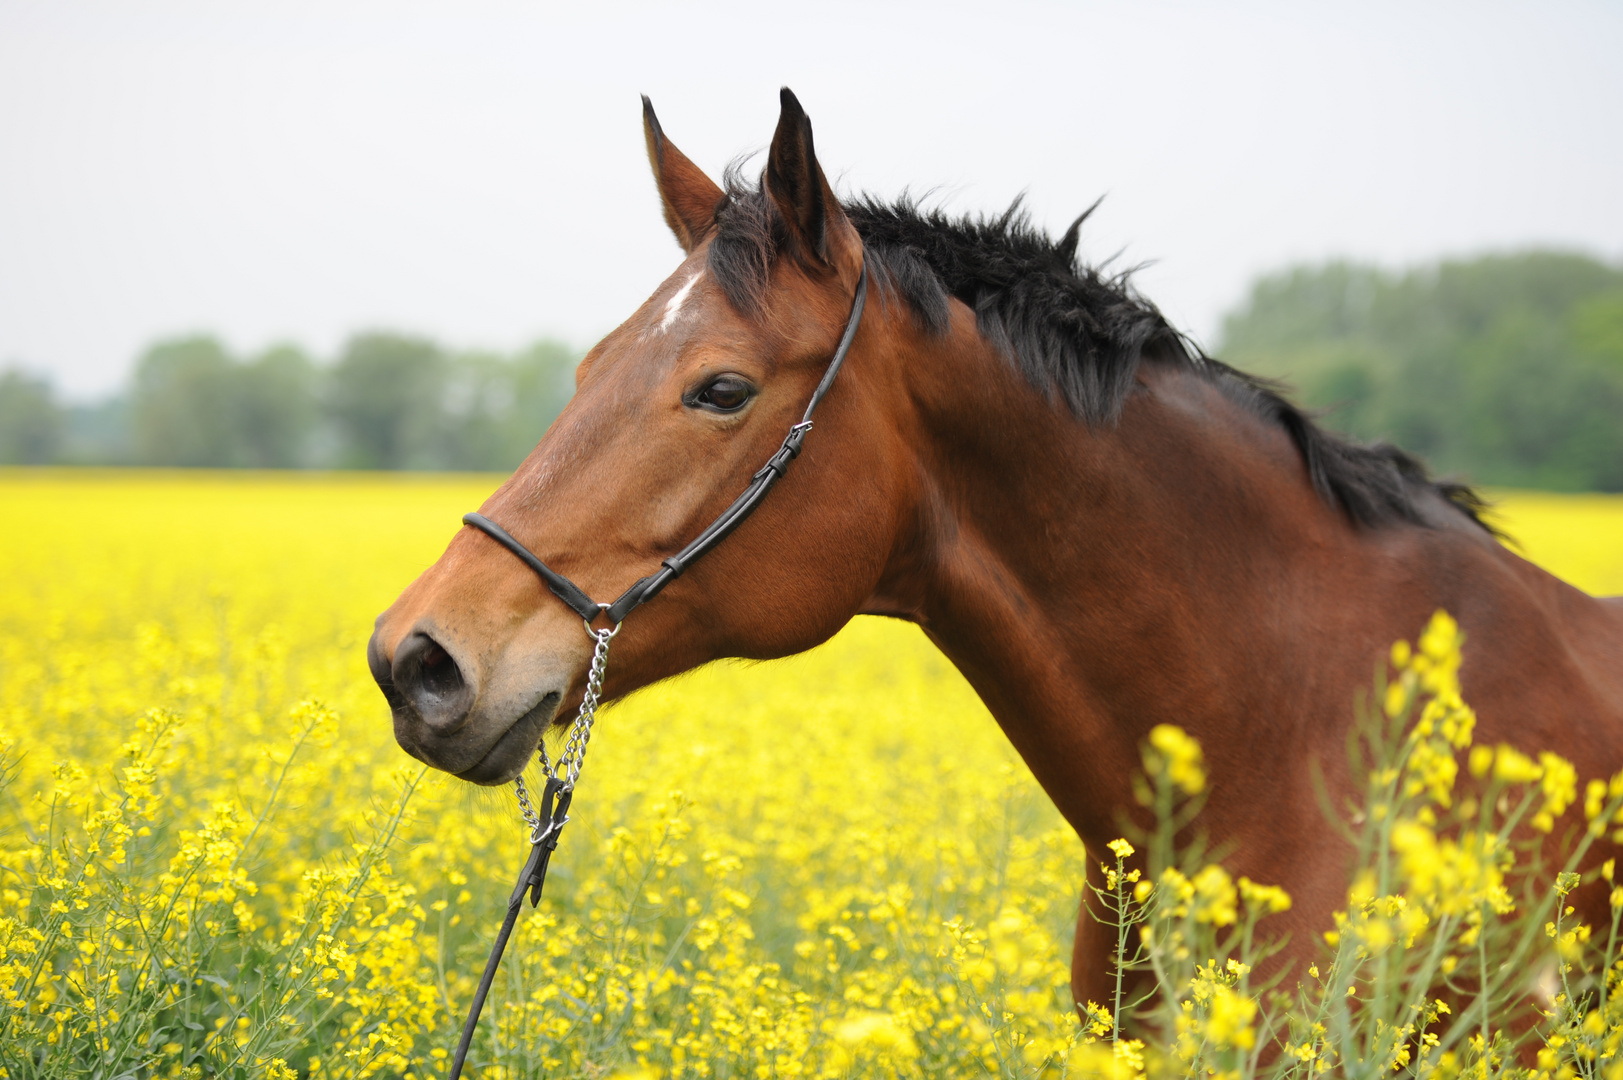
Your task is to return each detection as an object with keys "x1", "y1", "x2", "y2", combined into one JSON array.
[{"x1": 368, "y1": 624, "x2": 565, "y2": 785}]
